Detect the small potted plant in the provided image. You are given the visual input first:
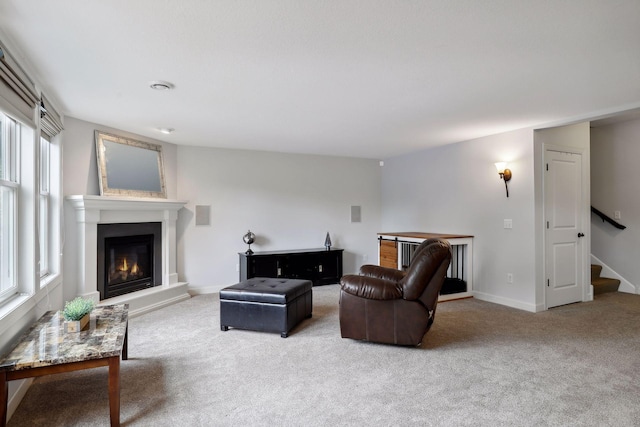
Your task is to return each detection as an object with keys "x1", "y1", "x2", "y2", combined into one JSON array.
[{"x1": 62, "y1": 297, "x2": 95, "y2": 332}]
